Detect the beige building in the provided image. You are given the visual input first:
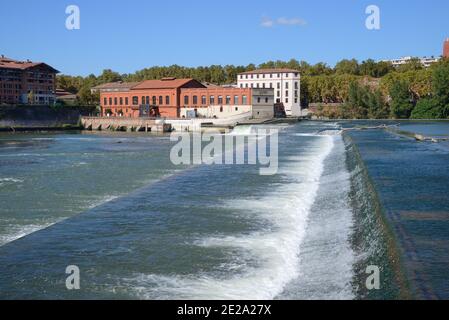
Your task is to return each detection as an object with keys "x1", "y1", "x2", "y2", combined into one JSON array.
[{"x1": 237, "y1": 68, "x2": 301, "y2": 117}]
